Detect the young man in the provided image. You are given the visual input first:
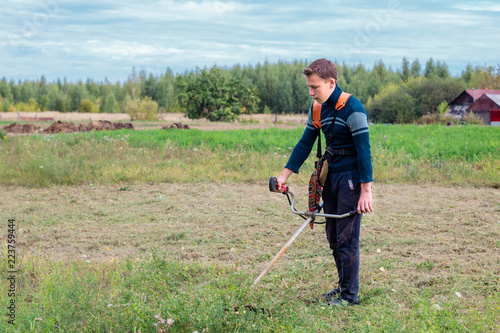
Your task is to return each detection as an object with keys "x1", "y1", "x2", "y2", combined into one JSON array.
[{"x1": 276, "y1": 58, "x2": 373, "y2": 305}]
